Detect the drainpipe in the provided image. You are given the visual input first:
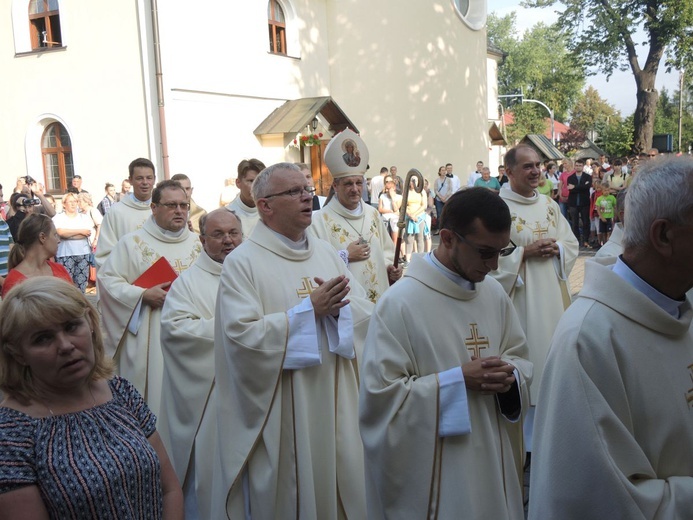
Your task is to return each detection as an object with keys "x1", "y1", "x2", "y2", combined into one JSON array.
[{"x1": 150, "y1": 0, "x2": 170, "y2": 179}]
